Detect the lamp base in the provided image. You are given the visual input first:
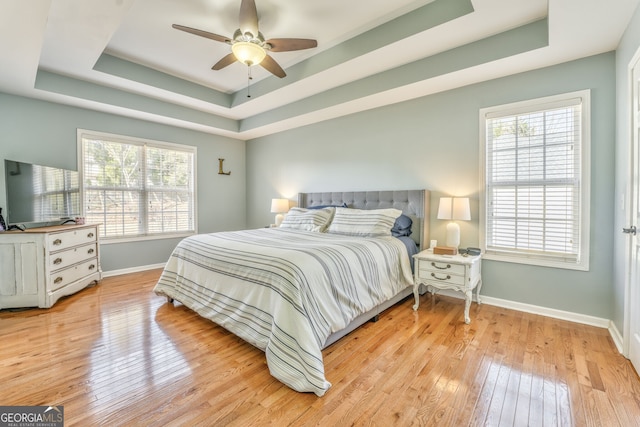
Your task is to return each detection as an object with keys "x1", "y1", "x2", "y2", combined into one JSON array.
[
  {"x1": 275, "y1": 213, "x2": 284, "y2": 227},
  {"x1": 445, "y1": 221, "x2": 460, "y2": 248}
]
